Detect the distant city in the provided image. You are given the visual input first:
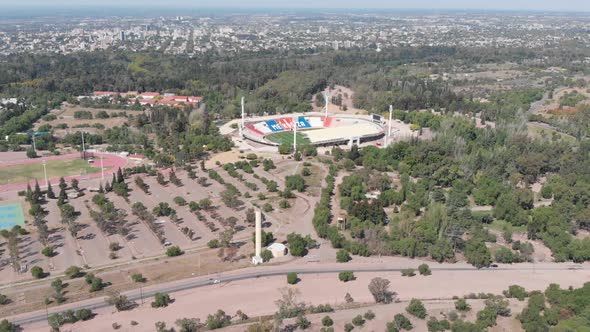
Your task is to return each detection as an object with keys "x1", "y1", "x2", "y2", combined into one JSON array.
[{"x1": 1, "y1": 12, "x2": 589, "y2": 55}]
